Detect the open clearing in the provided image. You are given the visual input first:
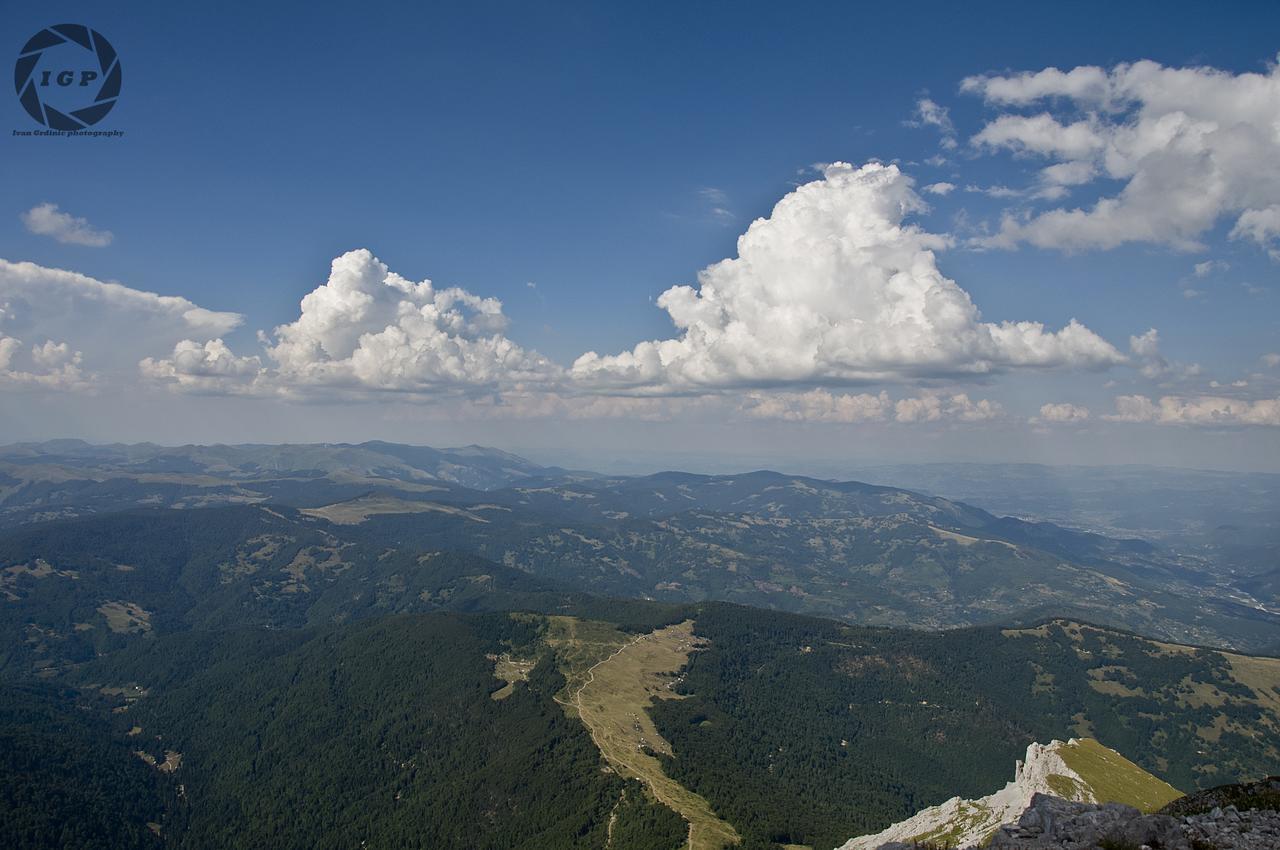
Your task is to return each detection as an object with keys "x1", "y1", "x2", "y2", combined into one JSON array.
[
  {"x1": 561, "y1": 619, "x2": 740, "y2": 850},
  {"x1": 488, "y1": 653, "x2": 537, "y2": 700},
  {"x1": 97, "y1": 601, "x2": 152, "y2": 634},
  {"x1": 300, "y1": 495, "x2": 488, "y2": 524}
]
